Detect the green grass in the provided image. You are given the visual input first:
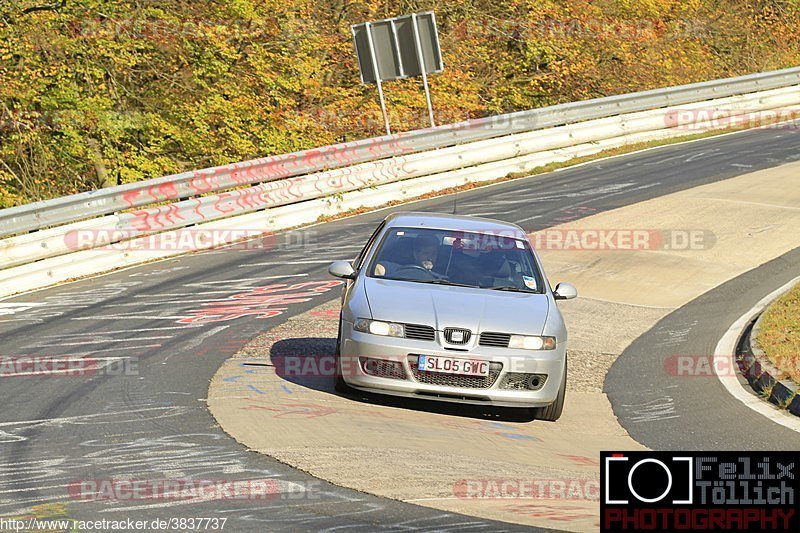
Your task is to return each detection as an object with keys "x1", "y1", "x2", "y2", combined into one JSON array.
[{"x1": 758, "y1": 283, "x2": 800, "y2": 383}]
